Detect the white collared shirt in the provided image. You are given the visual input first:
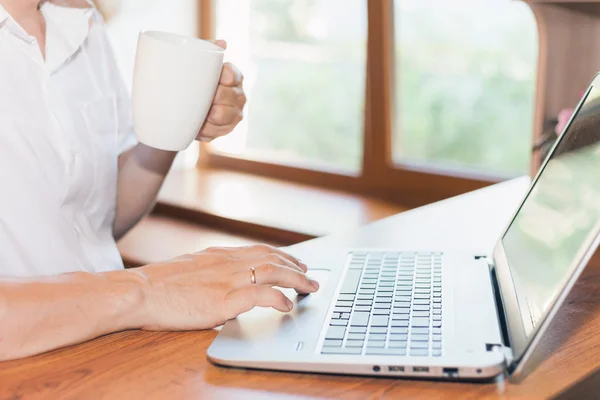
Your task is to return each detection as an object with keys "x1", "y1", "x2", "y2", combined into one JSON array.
[{"x1": 0, "y1": 3, "x2": 137, "y2": 277}]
